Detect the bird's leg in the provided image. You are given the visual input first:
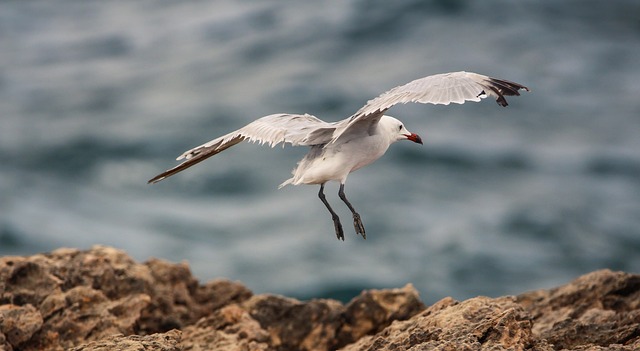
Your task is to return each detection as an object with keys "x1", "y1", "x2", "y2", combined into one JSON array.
[
  {"x1": 318, "y1": 184, "x2": 344, "y2": 241},
  {"x1": 338, "y1": 184, "x2": 366, "y2": 239}
]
